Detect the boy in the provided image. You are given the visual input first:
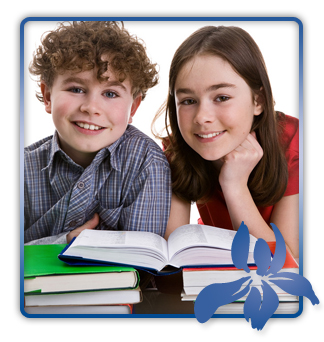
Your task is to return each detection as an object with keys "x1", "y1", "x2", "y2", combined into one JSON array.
[{"x1": 24, "y1": 21, "x2": 171, "y2": 244}]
